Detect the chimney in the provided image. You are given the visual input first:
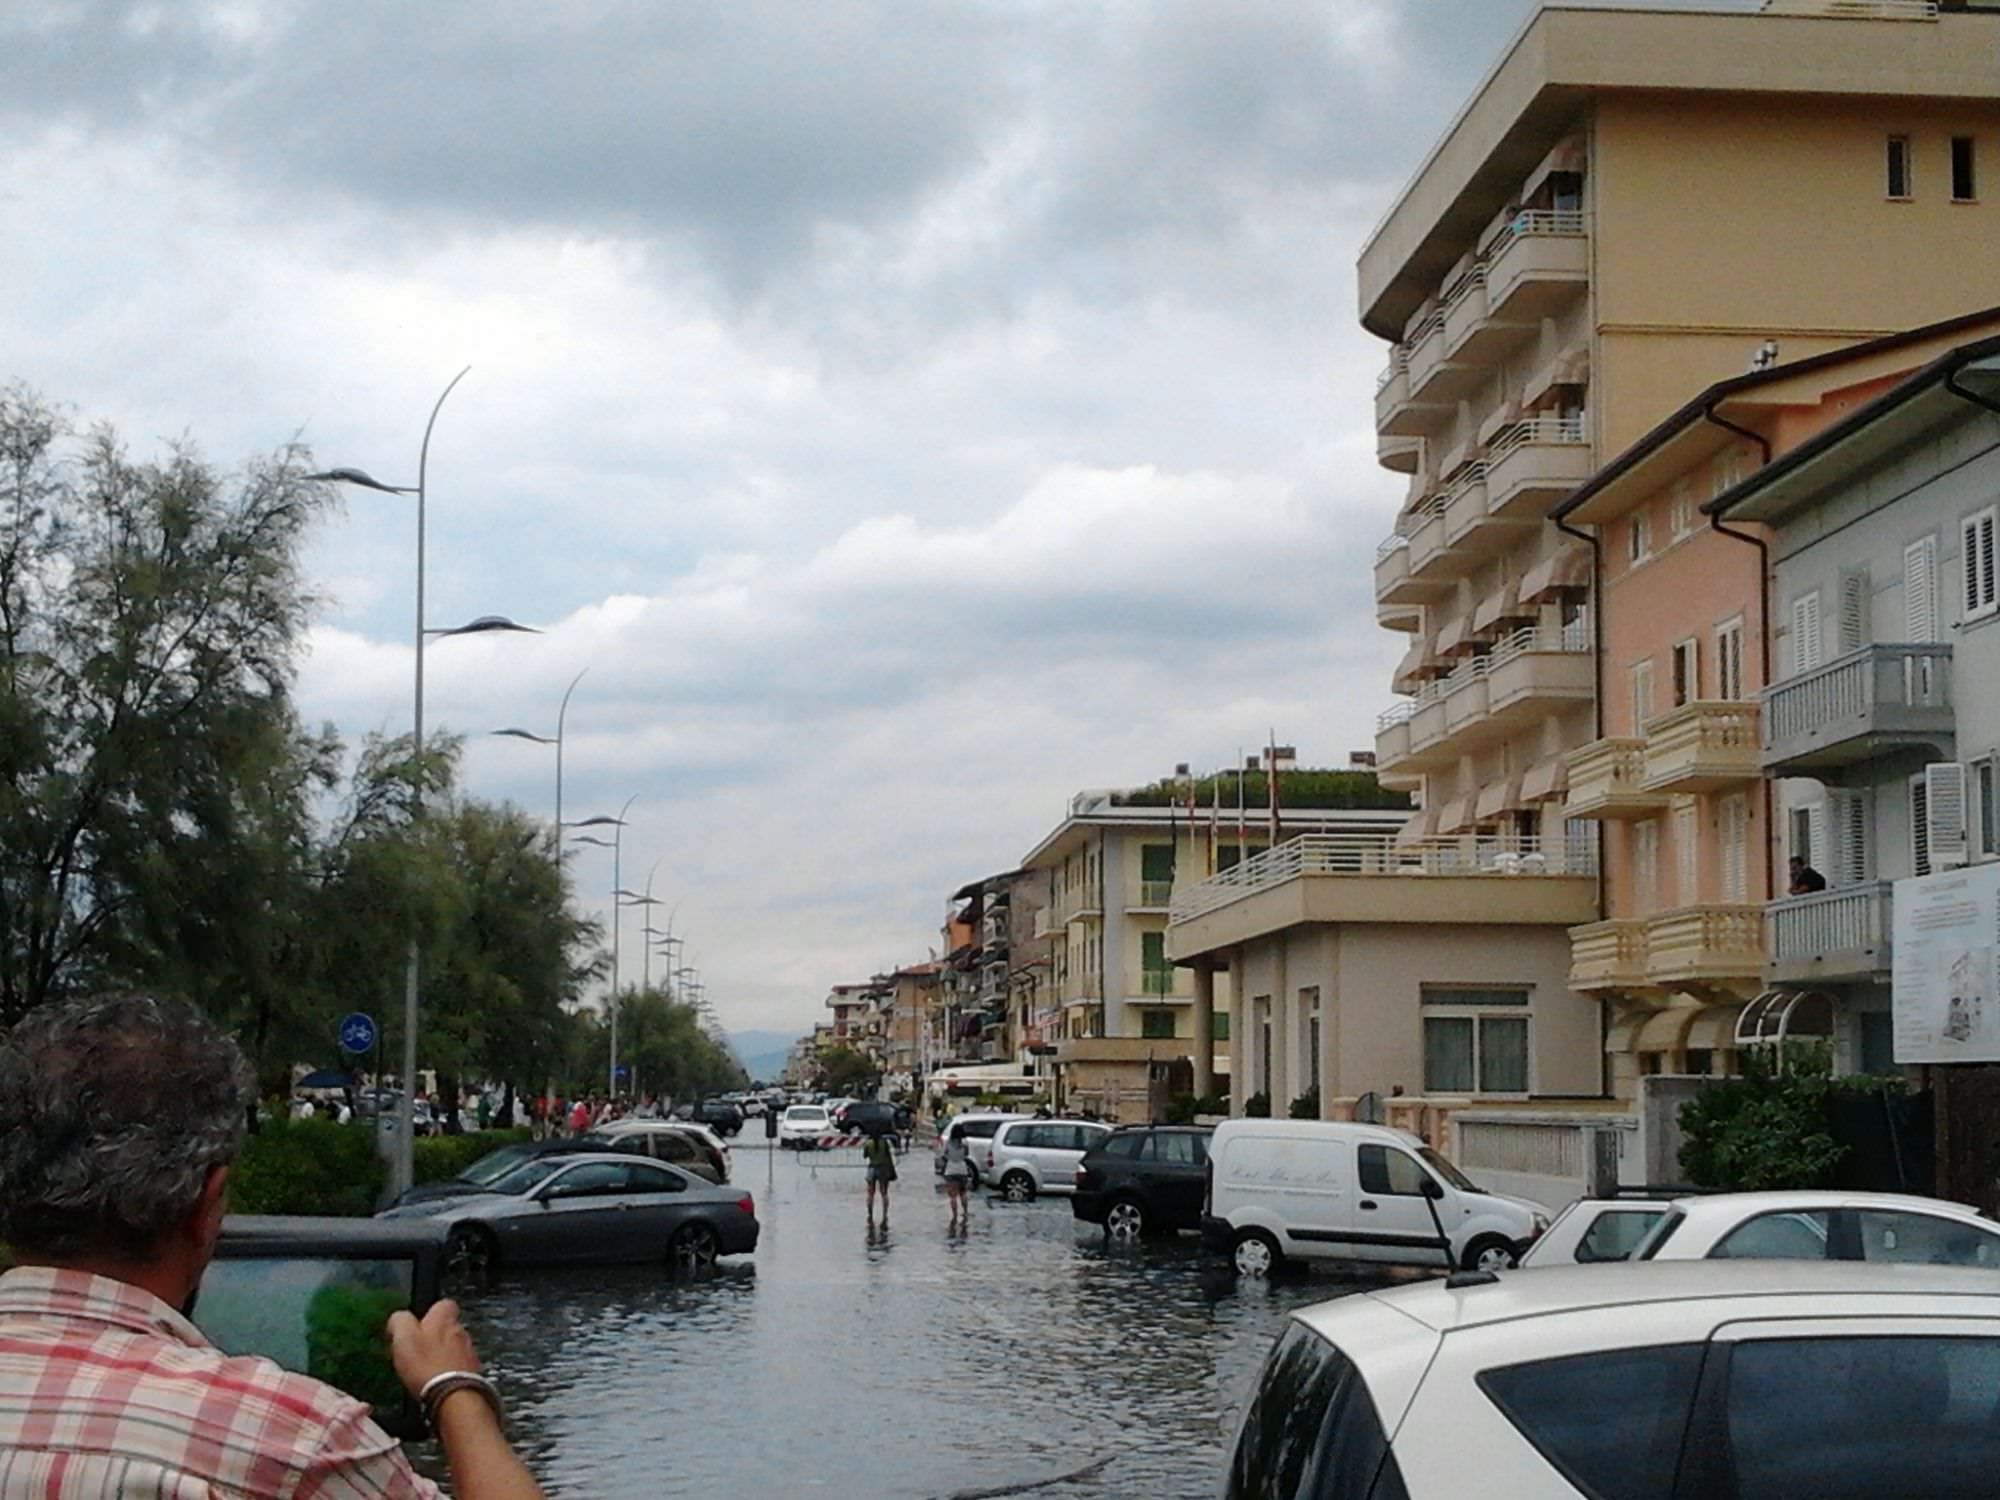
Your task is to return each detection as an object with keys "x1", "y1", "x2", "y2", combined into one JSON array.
[{"x1": 1348, "y1": 750, "x2": 1377, "y2": 769}]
